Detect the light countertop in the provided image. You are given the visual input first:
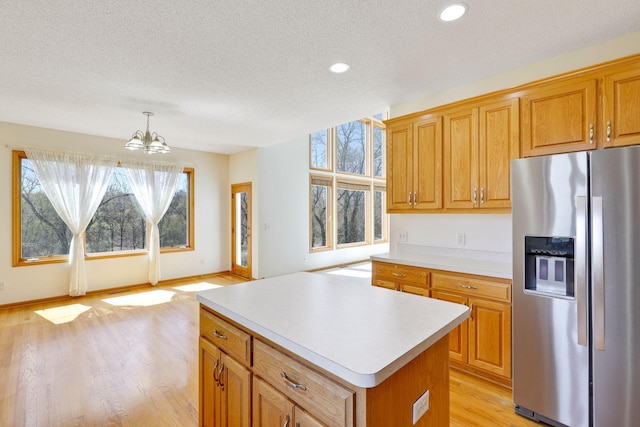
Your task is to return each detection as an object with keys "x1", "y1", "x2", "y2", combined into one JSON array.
[
  {"x1": 196, "y1": 272, "x2": 469, "y2": 388},
  {"x1": 371, "y1": 244, "x2": 512, "y2": 279}
]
